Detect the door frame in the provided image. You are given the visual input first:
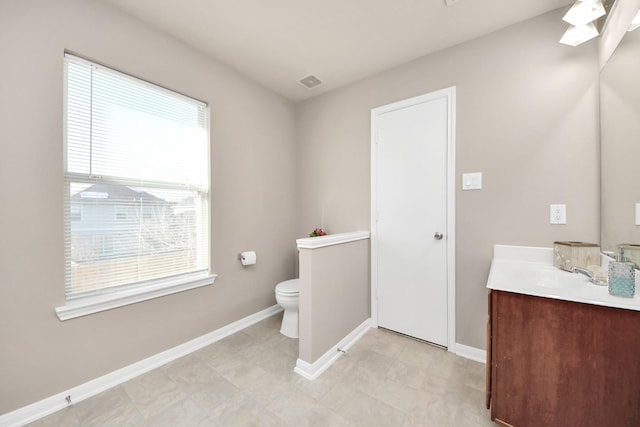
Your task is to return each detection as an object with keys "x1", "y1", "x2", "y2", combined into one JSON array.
[{"x1": 370, "y1": 87, "x2": 456, "y2": 351}]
